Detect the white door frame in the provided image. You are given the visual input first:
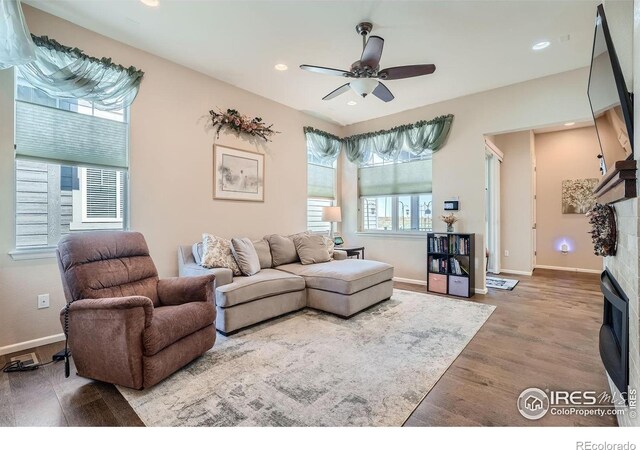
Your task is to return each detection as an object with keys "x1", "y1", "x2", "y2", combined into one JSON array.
[{"x1": 485, "y1": 139, "x2": 503, "y2": 274}]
